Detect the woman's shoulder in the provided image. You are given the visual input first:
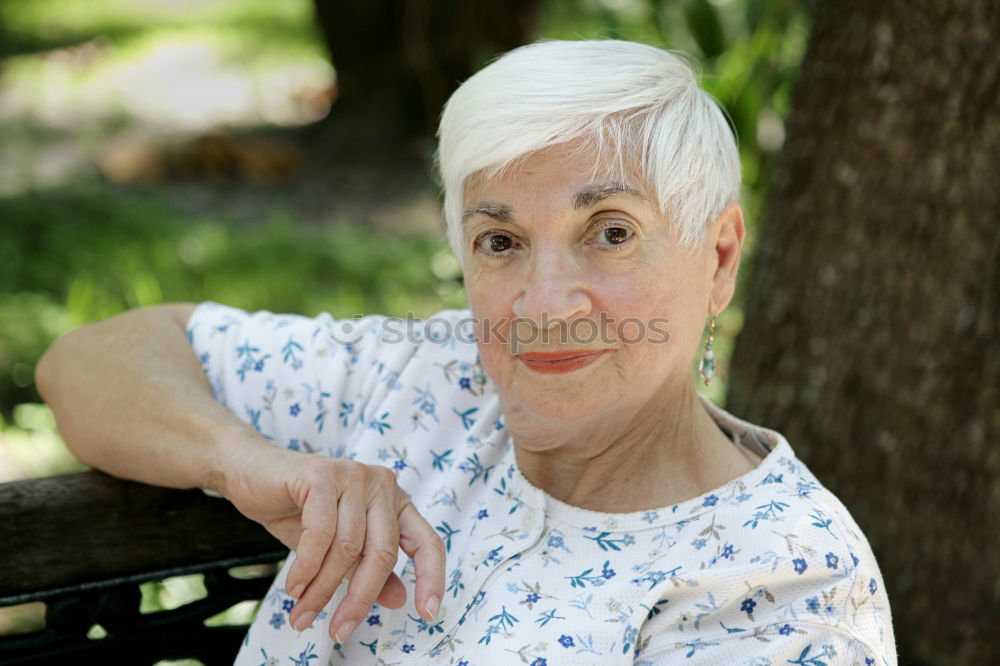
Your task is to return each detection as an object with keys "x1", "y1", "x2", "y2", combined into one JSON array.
[{"x1": 630, "y1": 401, "x2": 896, "y2": 663}]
